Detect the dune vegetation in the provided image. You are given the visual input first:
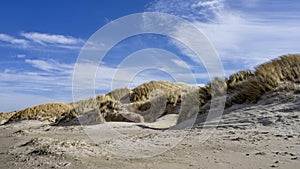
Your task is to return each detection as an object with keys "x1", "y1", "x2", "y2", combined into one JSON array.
[
  {"x1": 1, "y1": 54, "x2": 299, "y2": 126},
  {"x1": 231, "y1": 54, "x2": 300, "y2": 104}
]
